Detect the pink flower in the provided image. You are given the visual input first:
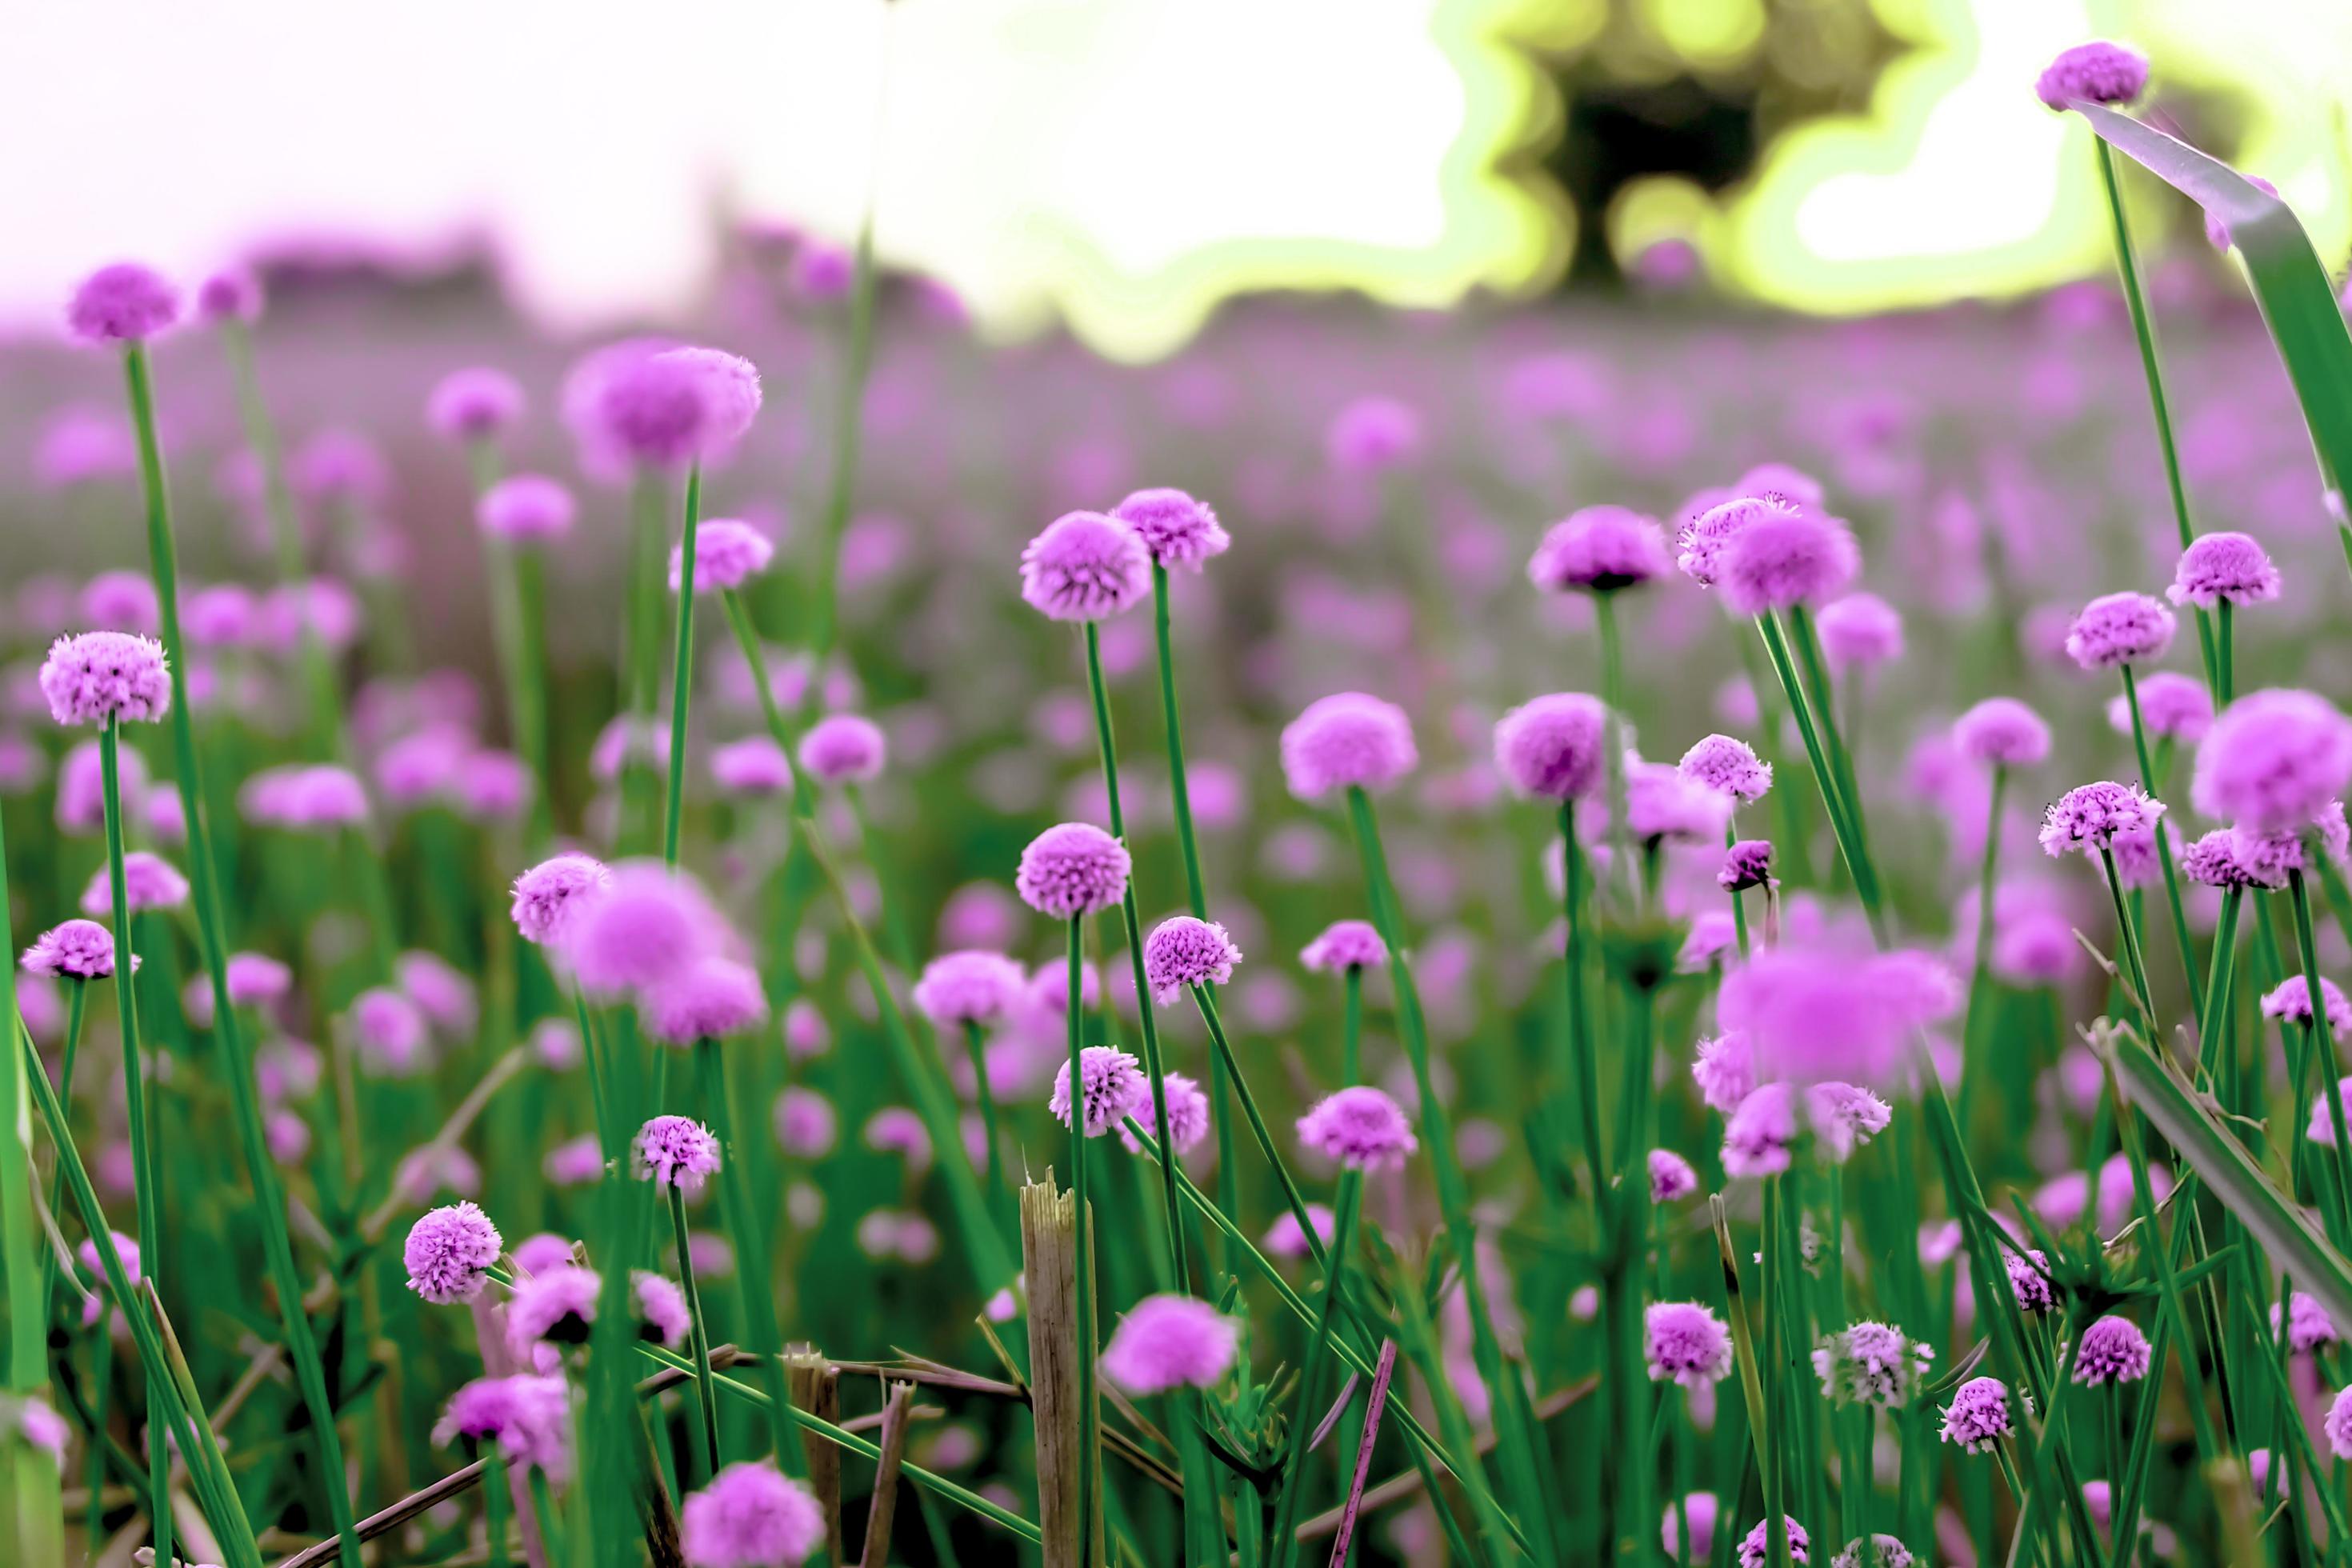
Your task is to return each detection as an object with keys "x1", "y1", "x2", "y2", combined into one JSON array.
[{"x1": 1099, "y1": 1294, "x2": 1241, "y2": 1394}]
